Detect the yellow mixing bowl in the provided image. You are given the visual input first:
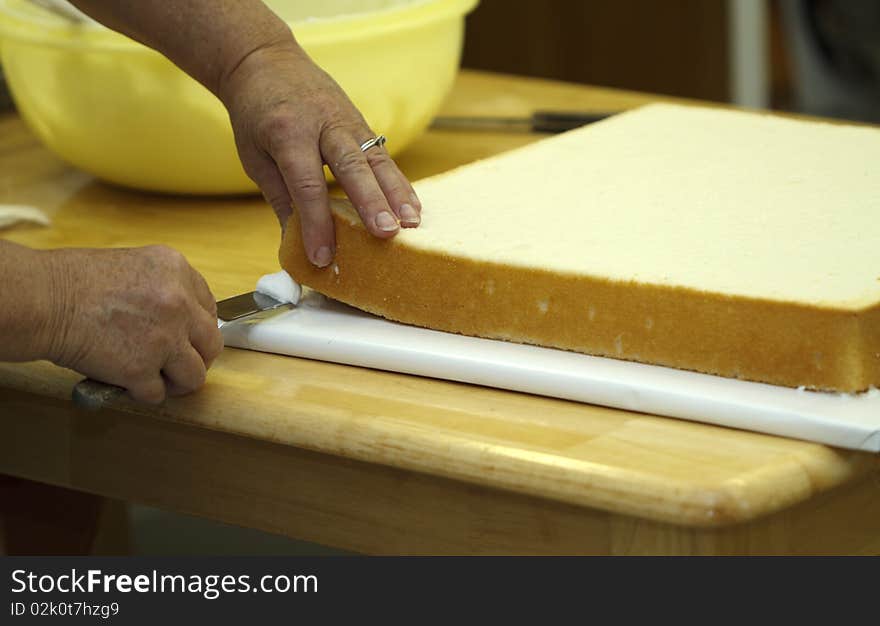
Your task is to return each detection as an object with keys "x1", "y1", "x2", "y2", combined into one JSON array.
[{"x1": 0, "y1": 0, "x2": 477, "y2": 194}]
